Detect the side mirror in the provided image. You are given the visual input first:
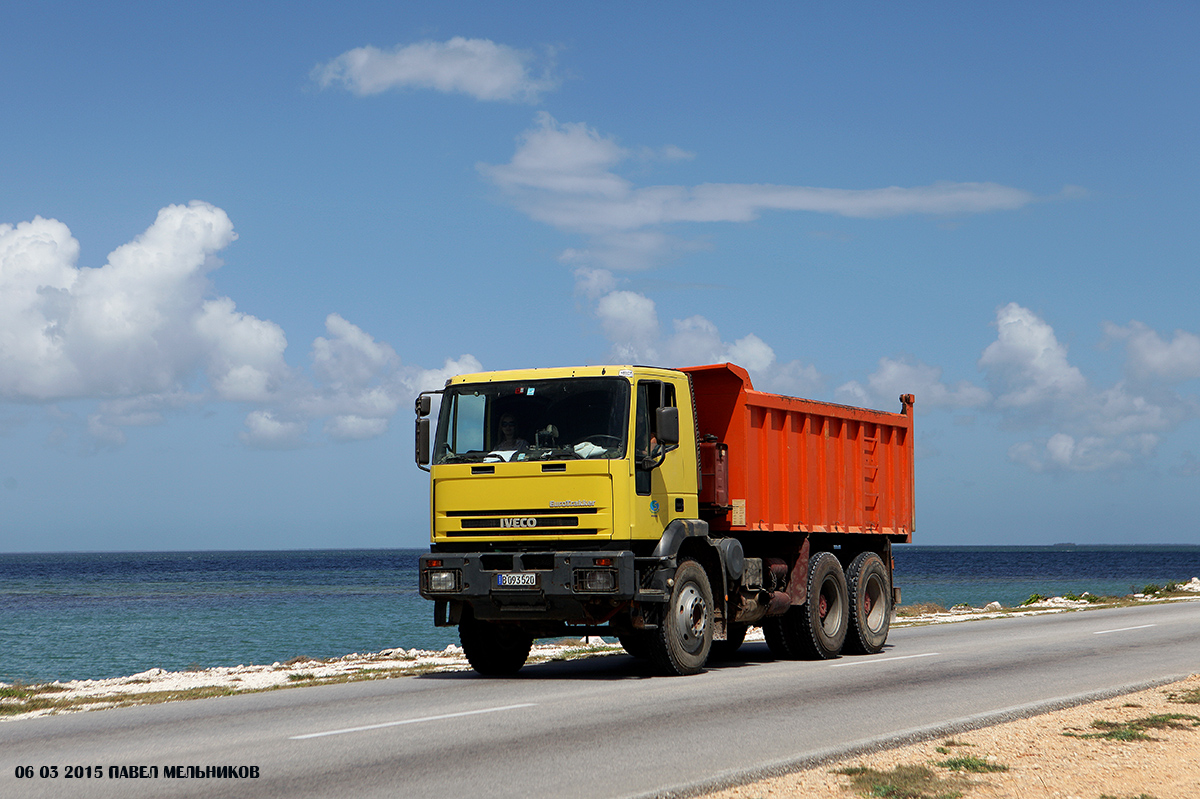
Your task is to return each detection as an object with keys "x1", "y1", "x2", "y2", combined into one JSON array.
[
  {"x1": 416, "y1": 417, "x2": 430, "y2": 468},
  {"x1": 415, "y1": 392, "x2": 435, "y2": 470},
  {"x1": 656, "y1": 406, "x2": 680, "y2": 447}
]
